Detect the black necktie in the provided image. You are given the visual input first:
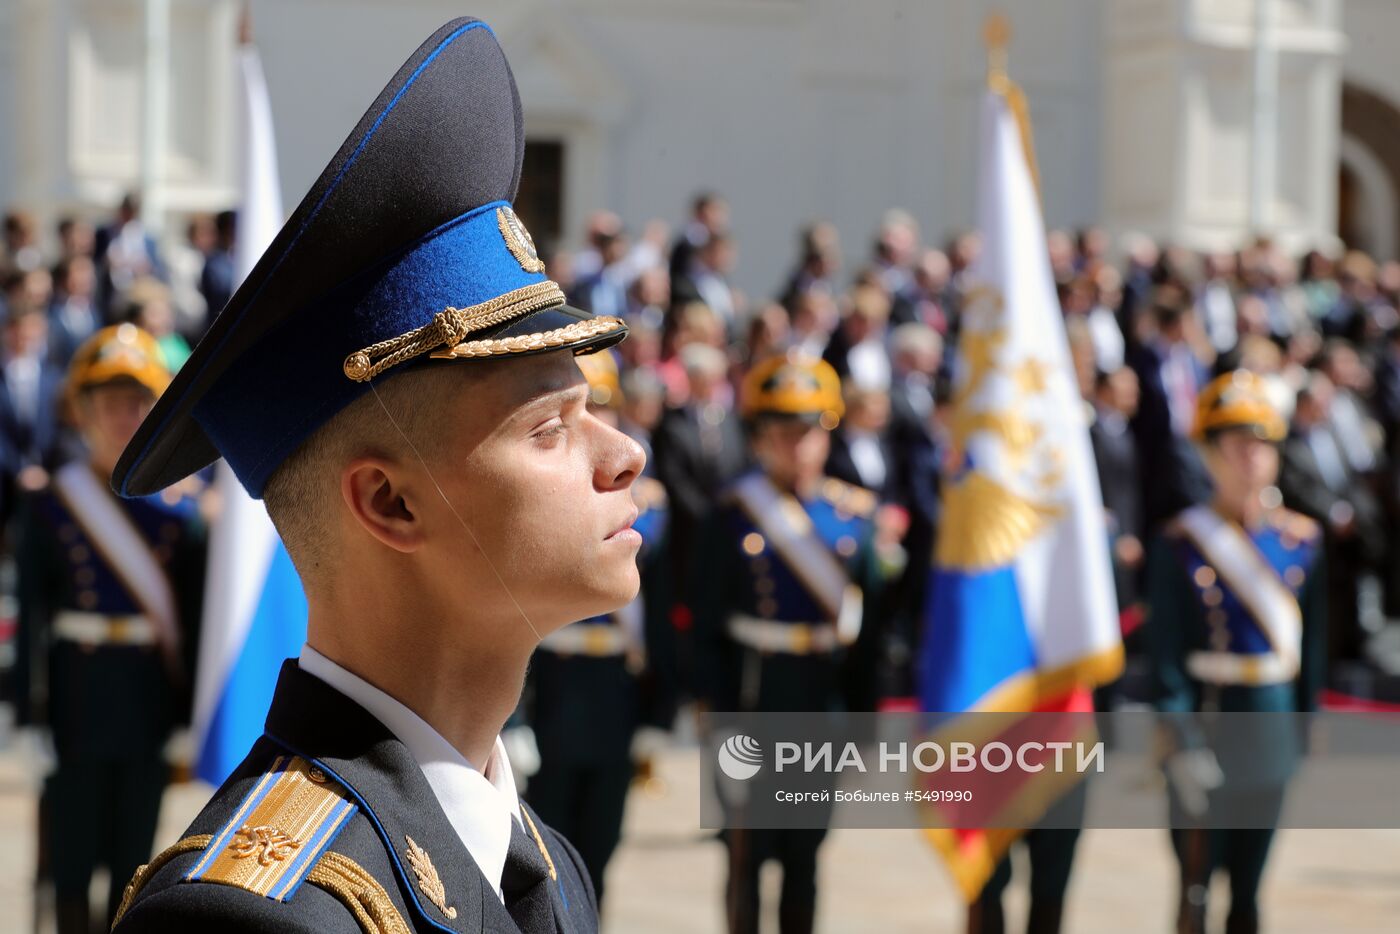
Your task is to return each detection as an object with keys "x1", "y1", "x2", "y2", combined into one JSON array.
[{"x1": 501, "y1": 817, "x2": 555, "y2": 932}]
